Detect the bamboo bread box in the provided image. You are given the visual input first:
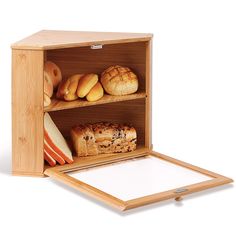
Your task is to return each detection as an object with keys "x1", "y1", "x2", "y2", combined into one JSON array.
[{"x1": 12, "y1": 30, "x2": 233, "y2": 211}]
